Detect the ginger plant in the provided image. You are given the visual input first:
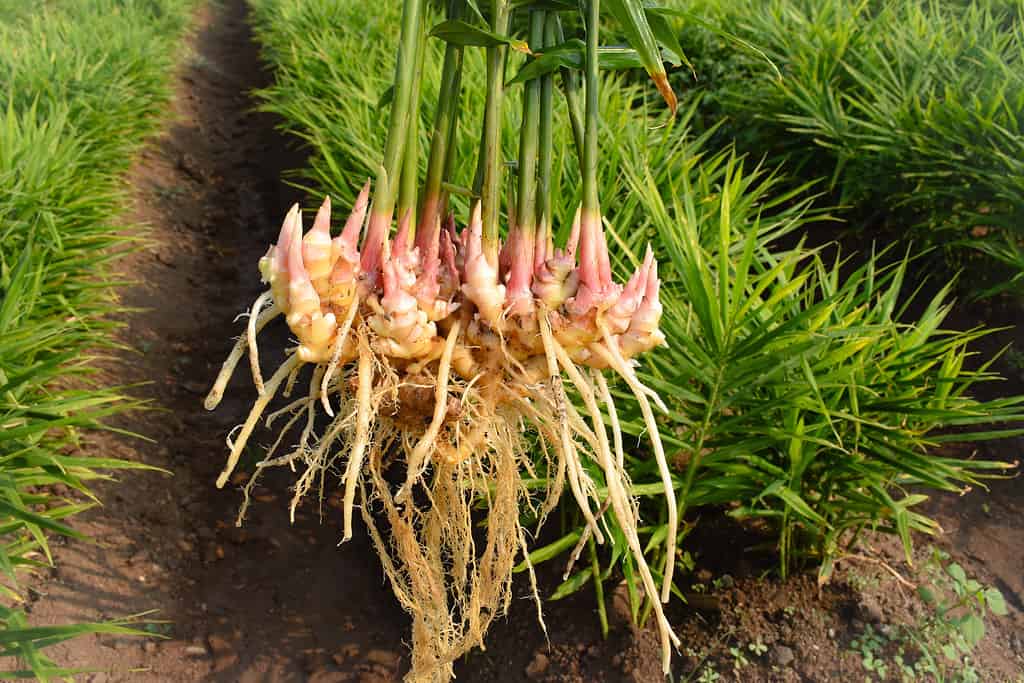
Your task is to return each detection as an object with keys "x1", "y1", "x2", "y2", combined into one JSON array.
[{"x1": 205, "y1": 0, "x2": 682, "y2": 679}]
